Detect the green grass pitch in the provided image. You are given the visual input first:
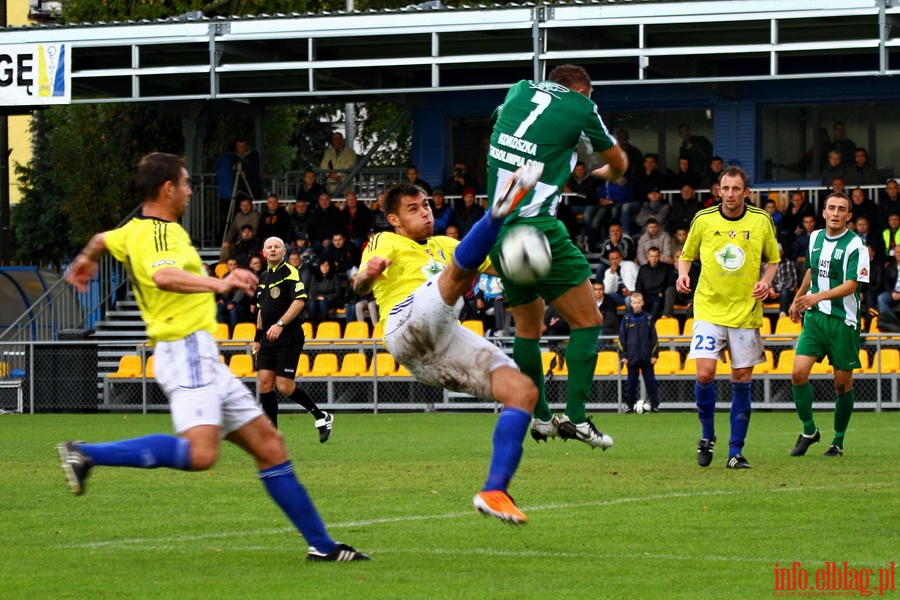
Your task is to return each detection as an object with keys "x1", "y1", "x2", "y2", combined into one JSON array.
[{"x1": 0, "y1": 411, "x2": 897, "y2": 599}]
